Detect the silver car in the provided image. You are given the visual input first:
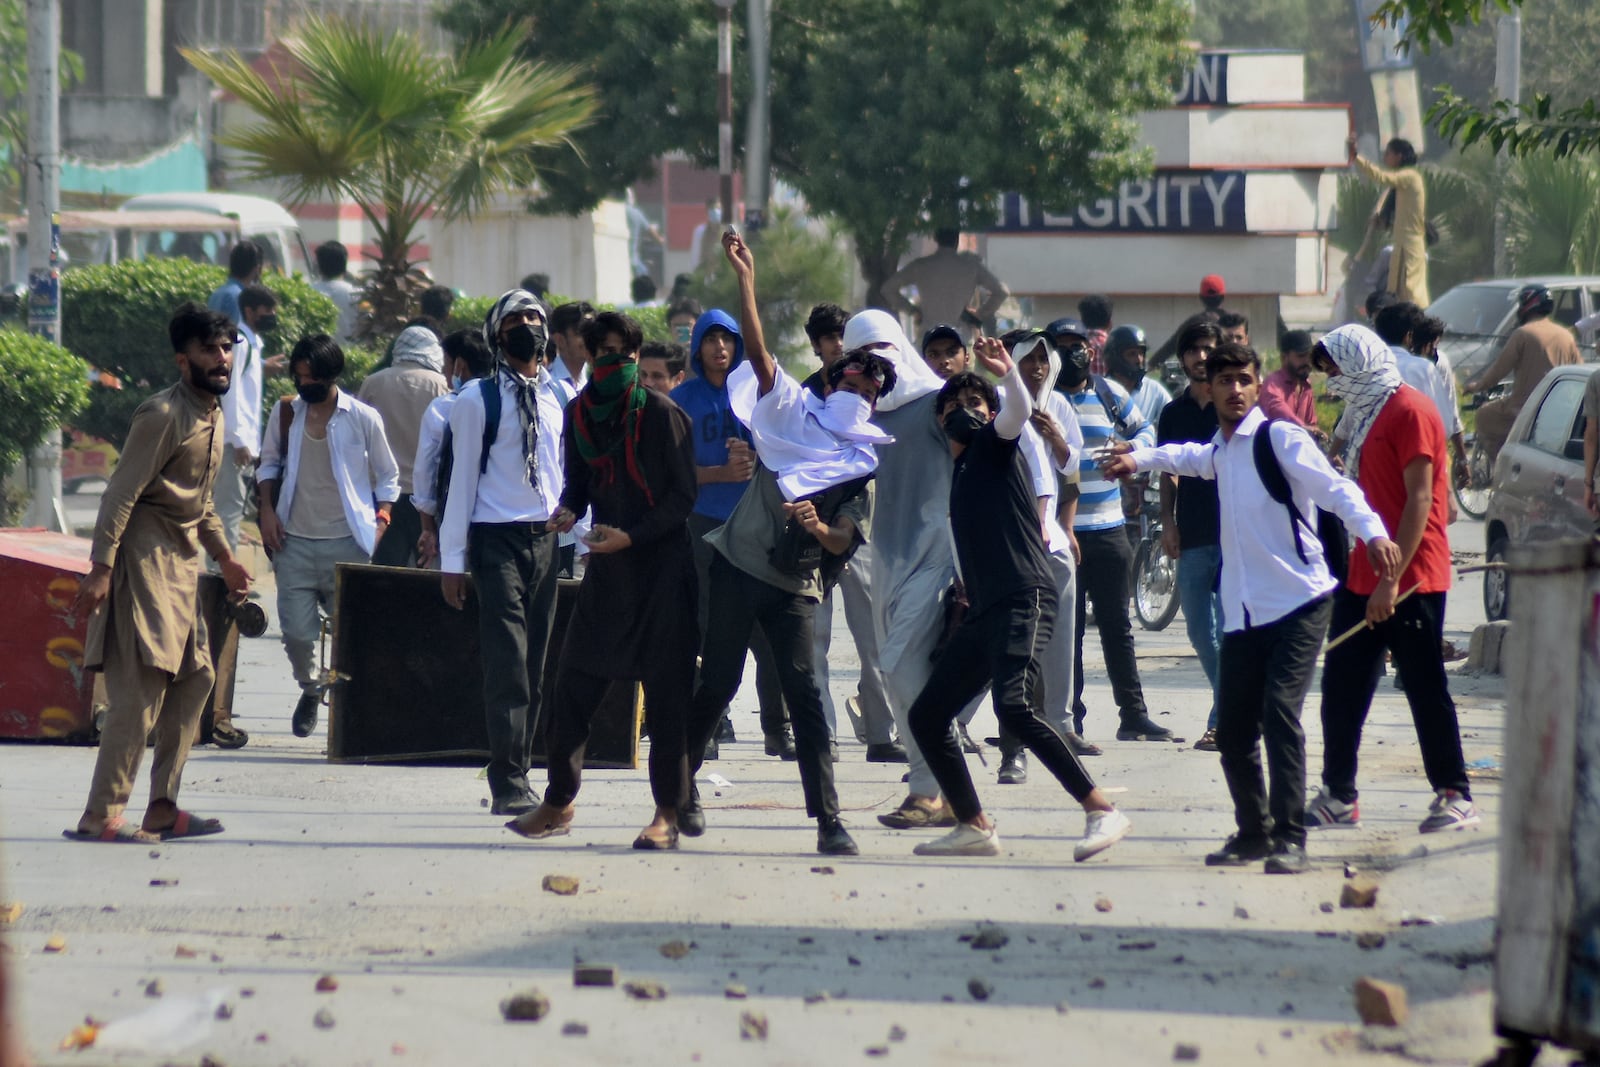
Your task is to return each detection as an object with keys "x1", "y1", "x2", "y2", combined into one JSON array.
[
  {"x1": 1429, "y1": 275, "x2": 1600, "y2": 387},
  {"x1": 1482, "y1": 363, "x2": 1597, "y2": 620}
]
